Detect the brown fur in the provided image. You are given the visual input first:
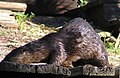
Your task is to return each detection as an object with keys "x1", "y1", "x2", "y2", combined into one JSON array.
[{"x1": 2, "y1": 18, "x2": 109, "y2": 68}]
